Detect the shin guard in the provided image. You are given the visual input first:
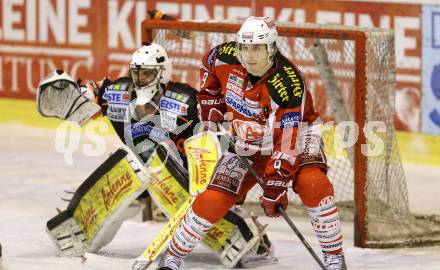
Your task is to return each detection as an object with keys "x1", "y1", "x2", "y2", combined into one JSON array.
[
  {"x1": 168, "y1": 207, "x2": 213, "y2": 258},
  {"x1": 307, "y1": 196, "x2": 343, "y2": 254}
]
